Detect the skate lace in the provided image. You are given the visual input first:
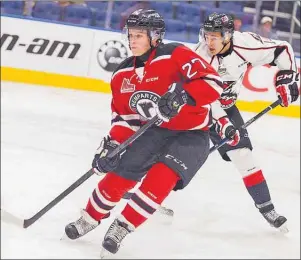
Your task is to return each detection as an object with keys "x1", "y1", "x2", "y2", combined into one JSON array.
[
  {"x1": 106, "y1": 220, "x2": 130, "y2": 243},
  {"x1": 75, "y1": 217, "x2": 98, "y2": 236},
  {"x1": 264, "y1": 209, "x2": 280, "y2": 221}
]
